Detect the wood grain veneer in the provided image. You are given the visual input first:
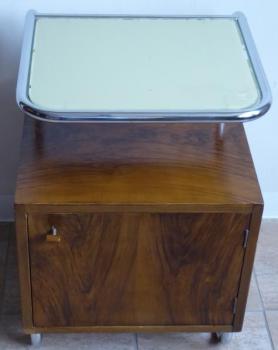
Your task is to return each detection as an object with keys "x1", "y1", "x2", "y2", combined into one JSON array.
[
  {"x1": 15, "y1": 119, "x2": 263, "y2": 209},
  {"x1": 15, "y1": 118, "x2": 263, "y2": 335}
]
